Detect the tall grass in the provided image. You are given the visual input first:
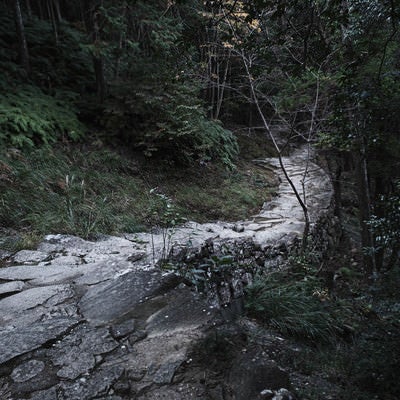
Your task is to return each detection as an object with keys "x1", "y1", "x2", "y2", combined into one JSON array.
[
  {"x1": 0, "y1": 147, "x2": 148, "y2": 238},
  {"x1": 245, "y1": 272, "x2": 351, "y2": 342},
  {"x1": 0, "y1": 144, "x2": 277, "y2": 239}
]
